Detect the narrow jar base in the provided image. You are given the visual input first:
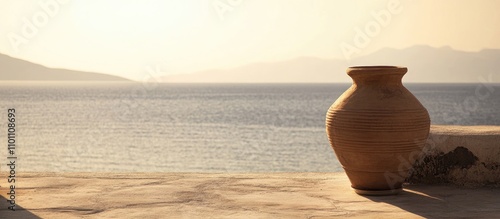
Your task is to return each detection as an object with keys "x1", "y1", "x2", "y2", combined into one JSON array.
[{"x1": 353, "y1": 187, "x2": 402, "y2": 196}]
